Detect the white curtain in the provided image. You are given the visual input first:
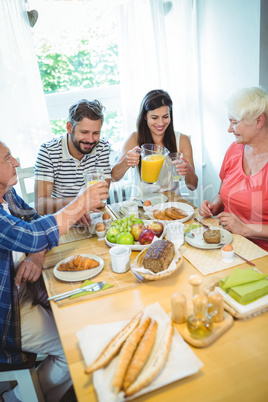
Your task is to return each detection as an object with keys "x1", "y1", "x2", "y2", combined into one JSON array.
[
  {"x1": 118, "y1": 0, "x2": 203, "y2": 205},
  {"x1": 0, "y1": 0, "x2": 52, "y2": 169}
]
